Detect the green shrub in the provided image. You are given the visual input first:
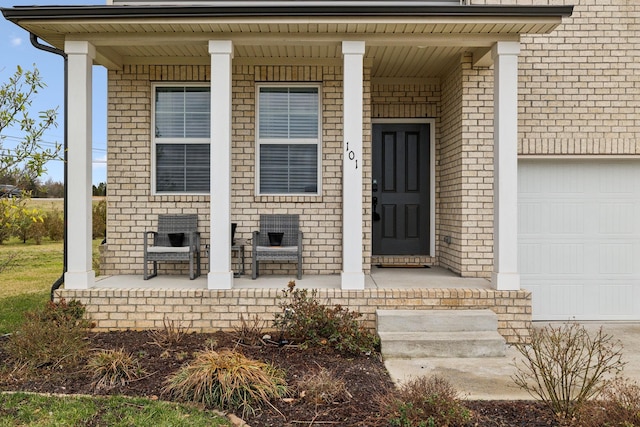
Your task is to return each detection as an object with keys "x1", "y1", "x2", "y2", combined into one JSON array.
[
  {"x1": 12, "y1": 206, "x2": 44, "y2": 244},
  {"x1": 512, "y1": 323, "x2": 626, "y2": 420},
  {"x1": 163, "y1": 349, "x2": 288, "y2": 417},
  {"x1": 43, "y1": 206, "x2": 64, "y2": 241},
  {"x1": 92, "y1": 199, "x2": 106, "y2": 239},
  {"x1": 274, "y1": 281, "x2": 379, "y2": 355},
  {"x1": 574, "y1": 378, "x2": 640, "y2": 427},
  {"x1": 6, "y1": 299, "x2": 91, "y2": 369},
  {"x1": 377, "y1": 376, "x2": 471, "y2": 427},
  {"x1": 88, "y1": 348, "x2": 146, "y2": 390},
  {"x1": 0, "y1": 198, "x2": 21, "y2": 244},
  {"x1": 28, "y1": 218, "x2": 47, "y2": 244}
]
